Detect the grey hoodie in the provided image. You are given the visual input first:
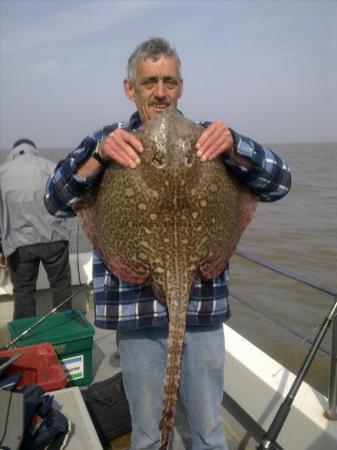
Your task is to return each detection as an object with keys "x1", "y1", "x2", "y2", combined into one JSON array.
[{"x1": 0, "y1": 143, "x2": 70, "y2": 257}]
